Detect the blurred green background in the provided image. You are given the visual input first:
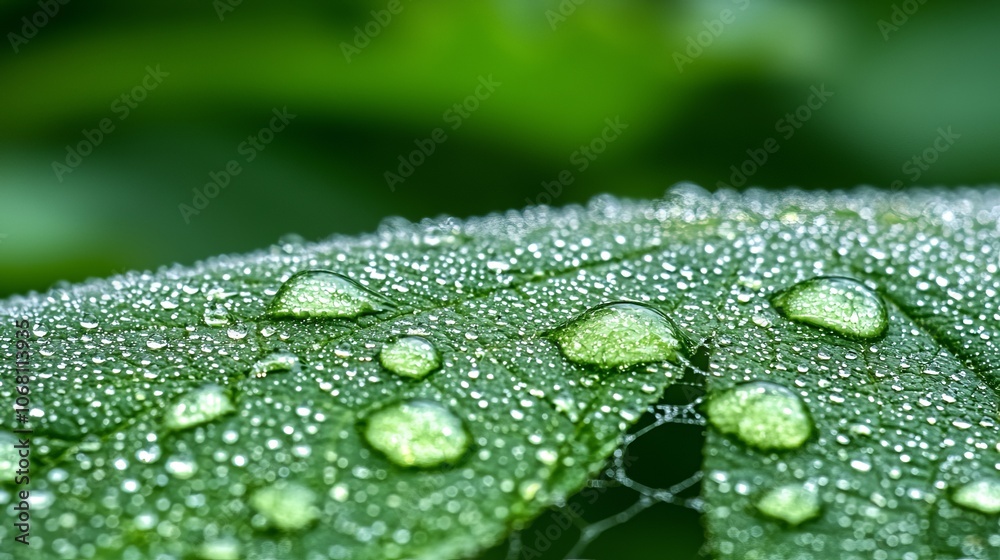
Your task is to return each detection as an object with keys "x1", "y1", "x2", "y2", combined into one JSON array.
[{"x1": 1, "y1": 1, "x2": 997, "y2": 557}]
